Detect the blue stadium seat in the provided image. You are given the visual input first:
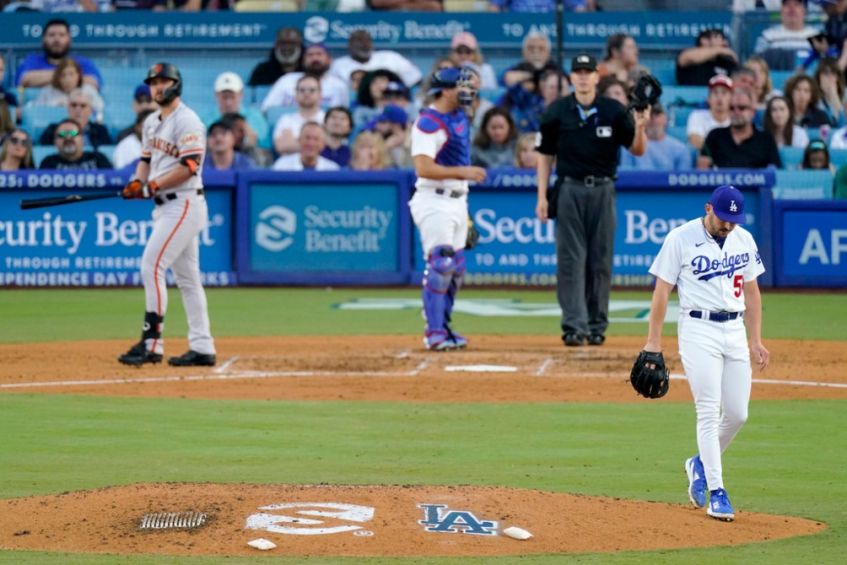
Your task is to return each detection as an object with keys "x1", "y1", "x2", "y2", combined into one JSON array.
[
  {"x1": 651, "y1": 67, "x2": 676, "y2": 87},
  {"x1": 773, "y1": 170, "x2": 833, "y2": 199},
  {"x1": 662, "y1": 85, "x2": 708, "y2": 105},
  {"x1": 21, "y1": 87, "x2": 44, "y2": 105},
  {"x1": 479, "y1": 87, "x2": 505, "y2": 104},
  {"x1": 770, "y1": 70, "x2": 793, "y2": 92},
  {"x1": 666, "y1": 125, "x2": 688, "y2": 143},
  {"x1": 780, "y1": 146, "x2": 804, "y2": 169},
  {"x1": 829, "y1": 148, "x2": 847, "y2": 167},
  {"x1": 32, "y1": 145, "x2": 55, "y2": 167},
  {"x1": 21, "y1": 105, "x2": 68, "y2": 141},
  {"x1": 249, "y1": 85, "x2": 273, "y2": 106}
]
